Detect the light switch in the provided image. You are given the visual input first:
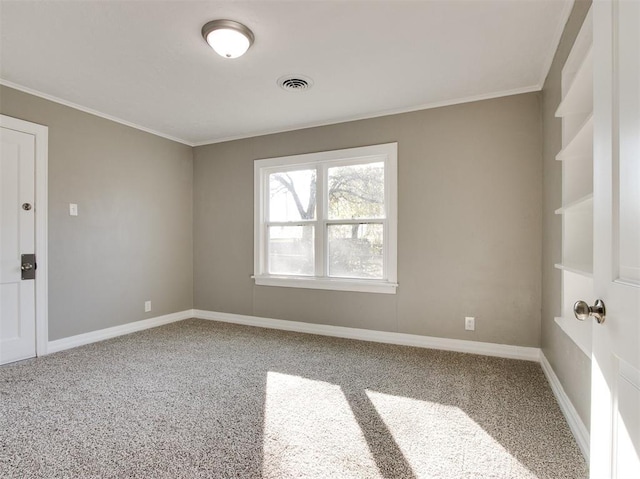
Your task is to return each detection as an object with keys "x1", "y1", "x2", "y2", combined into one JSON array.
[{"x1": 69, "y1": 203, "x2": 78, "y2": 216}]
